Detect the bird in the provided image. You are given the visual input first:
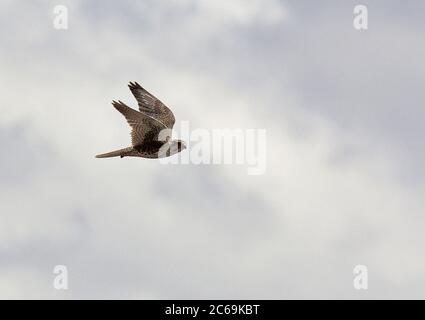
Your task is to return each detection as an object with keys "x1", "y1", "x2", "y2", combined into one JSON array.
[{"x1": 96, "y1": 82, "x2": 186, "y2": 159}]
